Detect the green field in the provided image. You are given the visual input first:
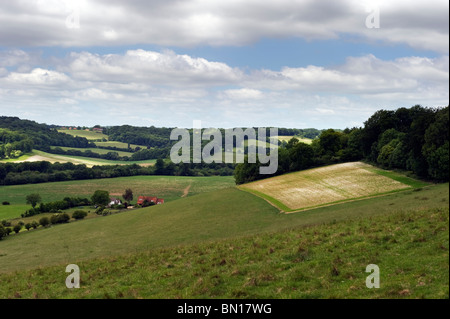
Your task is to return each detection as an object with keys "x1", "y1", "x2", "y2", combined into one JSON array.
[
  {"x1": 58, "y1": 129, "x2": 109, "y2": 140},
  {"x1": 0, "y1": 161, "x2": 447, "y2": 298},
  {"x1": 0, "y1": 150, "x2": 157, "y2": 167},
  {"x1": 94, "y1": 141, "x2": 147, "y2": 149},
  {"x1": 0, "y1": 183, "x2": 448, "y2": 298},
  {"x1": 0, "y1": 175, "x2": 235, "y2": 220}
]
